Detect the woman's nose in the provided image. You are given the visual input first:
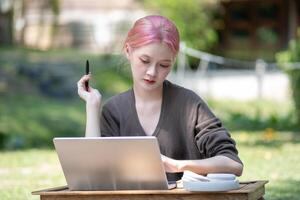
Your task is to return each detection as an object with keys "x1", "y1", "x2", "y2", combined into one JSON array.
[{"x1": 146, "y1": 64, "x2": 157, "y2": 77}]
